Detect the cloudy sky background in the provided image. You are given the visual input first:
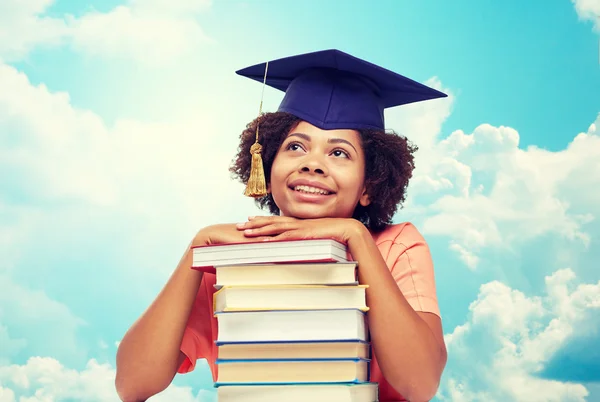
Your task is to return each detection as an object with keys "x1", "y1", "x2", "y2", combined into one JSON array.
[{"x1": 1, "y1": 0, "x2": 599, "y2": 401}]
